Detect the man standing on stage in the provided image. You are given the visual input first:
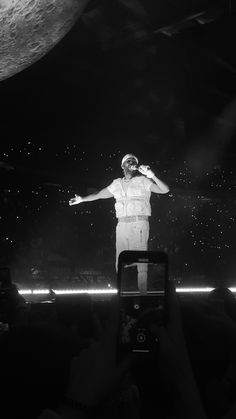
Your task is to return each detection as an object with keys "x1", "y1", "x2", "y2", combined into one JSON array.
[{"x1": 69, "y1": 154, "x2": 169, "y2": 292}]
